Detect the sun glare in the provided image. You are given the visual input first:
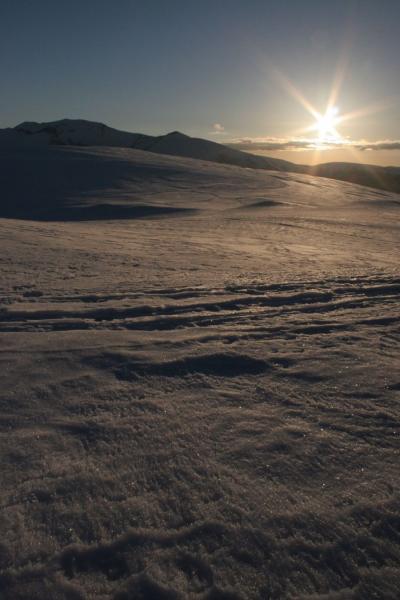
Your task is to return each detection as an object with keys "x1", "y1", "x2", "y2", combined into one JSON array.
[{"x1": 314, "y1": 107, "x2": 341, "y2": 141}]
